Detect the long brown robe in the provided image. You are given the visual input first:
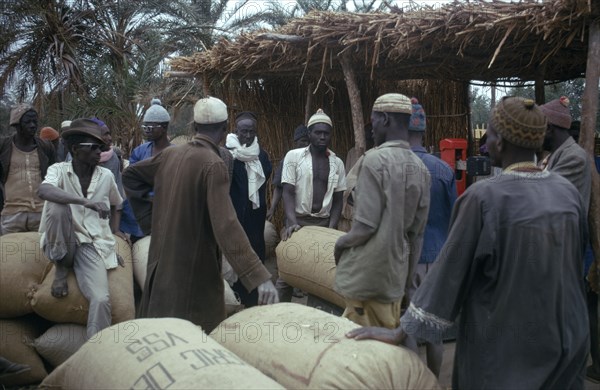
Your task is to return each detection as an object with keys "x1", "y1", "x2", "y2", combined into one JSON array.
[
  {"x1": 402, "y1": 170, "x2": 589, "y2": 389},
  {"x1": 122, "y1": 134, "x2": 271, "y2": 333}
]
